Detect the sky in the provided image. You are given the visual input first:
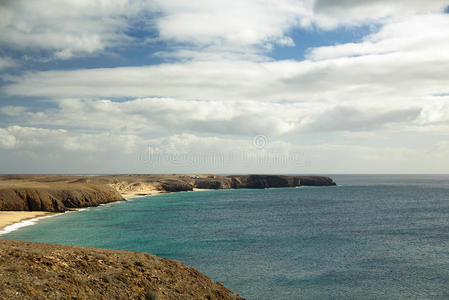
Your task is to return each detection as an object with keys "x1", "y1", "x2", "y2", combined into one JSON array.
[{"x1": 1, "y1": 0, "x2": 449, "y2": 174}]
